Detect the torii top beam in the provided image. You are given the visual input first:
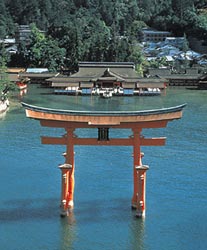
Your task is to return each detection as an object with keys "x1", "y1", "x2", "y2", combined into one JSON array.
[{"x1": 21, "y1": 102, "x2": 186, "y2": 128}]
